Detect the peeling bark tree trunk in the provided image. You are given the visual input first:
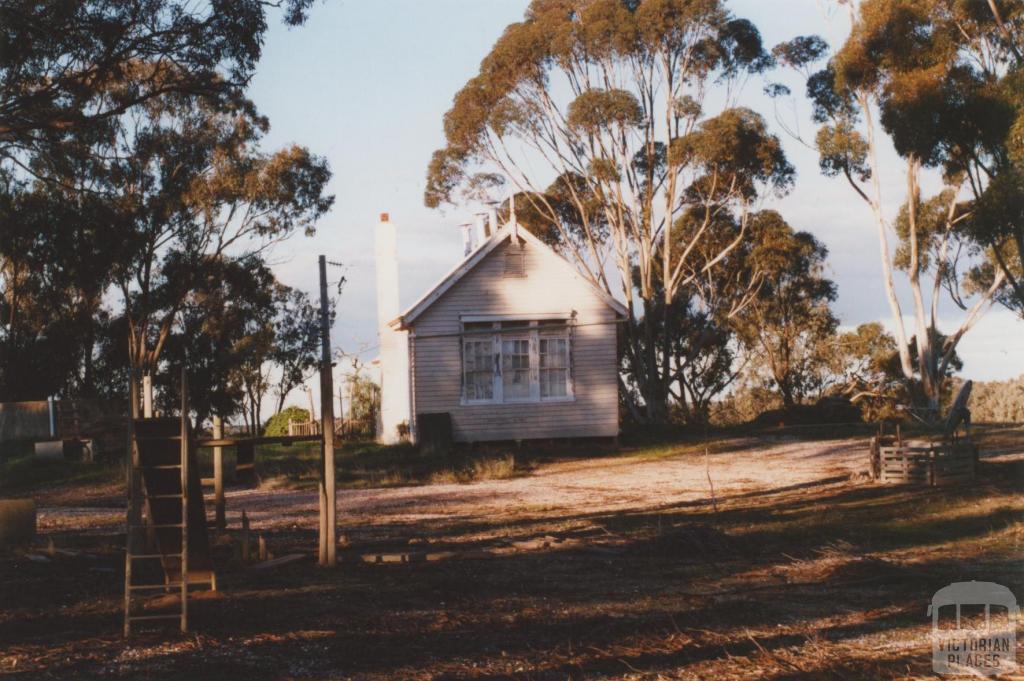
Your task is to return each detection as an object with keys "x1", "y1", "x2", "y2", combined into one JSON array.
[{"x1": 855, "y1": 108, "x2": 1006, "y2": 421}]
